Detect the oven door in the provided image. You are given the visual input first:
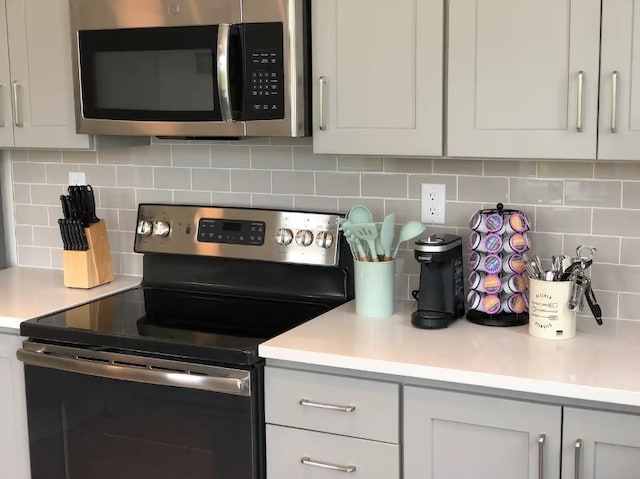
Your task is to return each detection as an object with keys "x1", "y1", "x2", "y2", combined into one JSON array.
[{"x1": 18, "y1": 341, "x2": 263, "y2": 479}]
